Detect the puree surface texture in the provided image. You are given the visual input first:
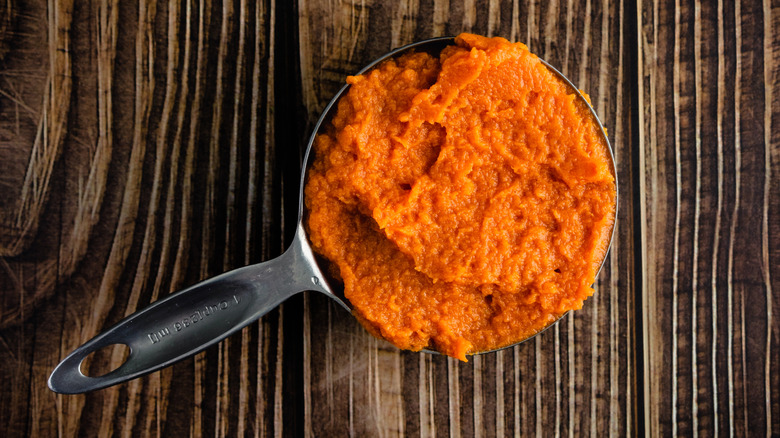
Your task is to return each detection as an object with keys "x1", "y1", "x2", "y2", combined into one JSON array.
[{"x1": 304, "y1": 34, "x2": 616, "y2": 361}]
